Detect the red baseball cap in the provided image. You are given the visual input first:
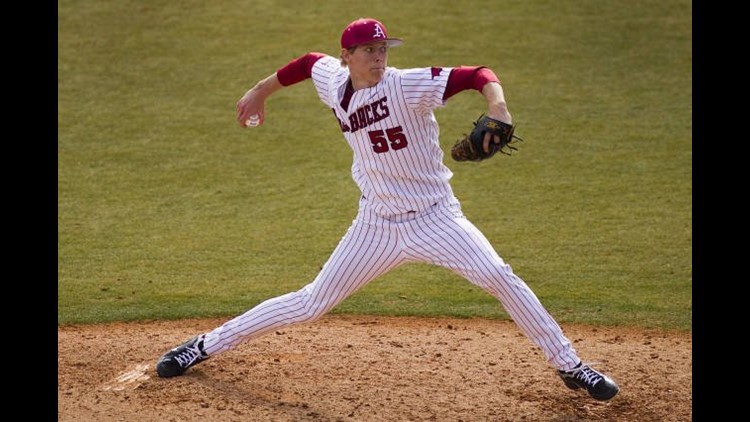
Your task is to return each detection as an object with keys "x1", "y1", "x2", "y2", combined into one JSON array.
[{"x1": 340, "y1": 18, "x2": 403, "y2": 49}]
